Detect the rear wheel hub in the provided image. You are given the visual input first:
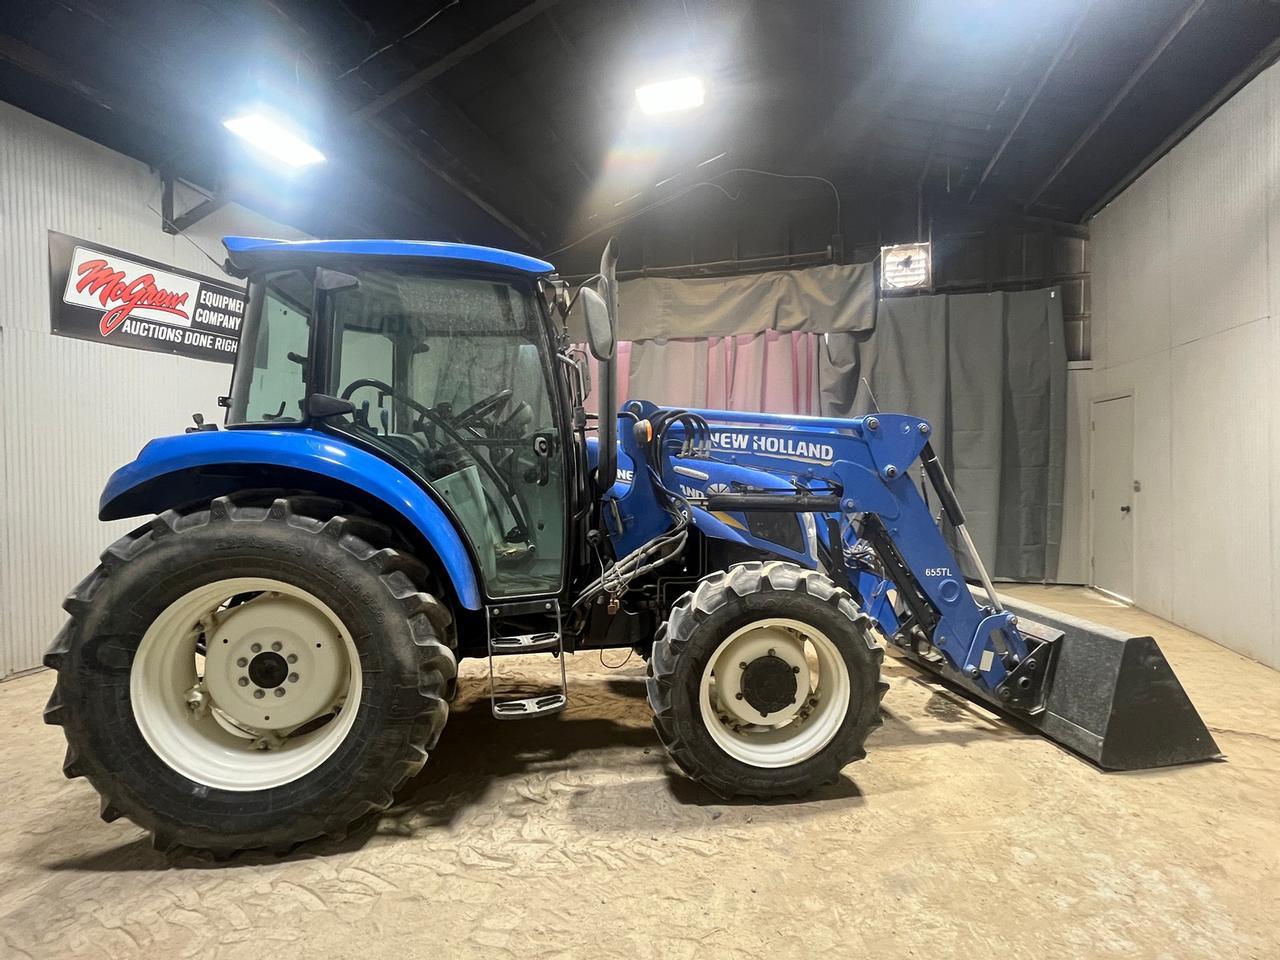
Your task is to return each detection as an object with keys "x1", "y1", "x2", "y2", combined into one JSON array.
[{"x1": 130, "y1": 578, "x2": 361, "y2": 791}]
